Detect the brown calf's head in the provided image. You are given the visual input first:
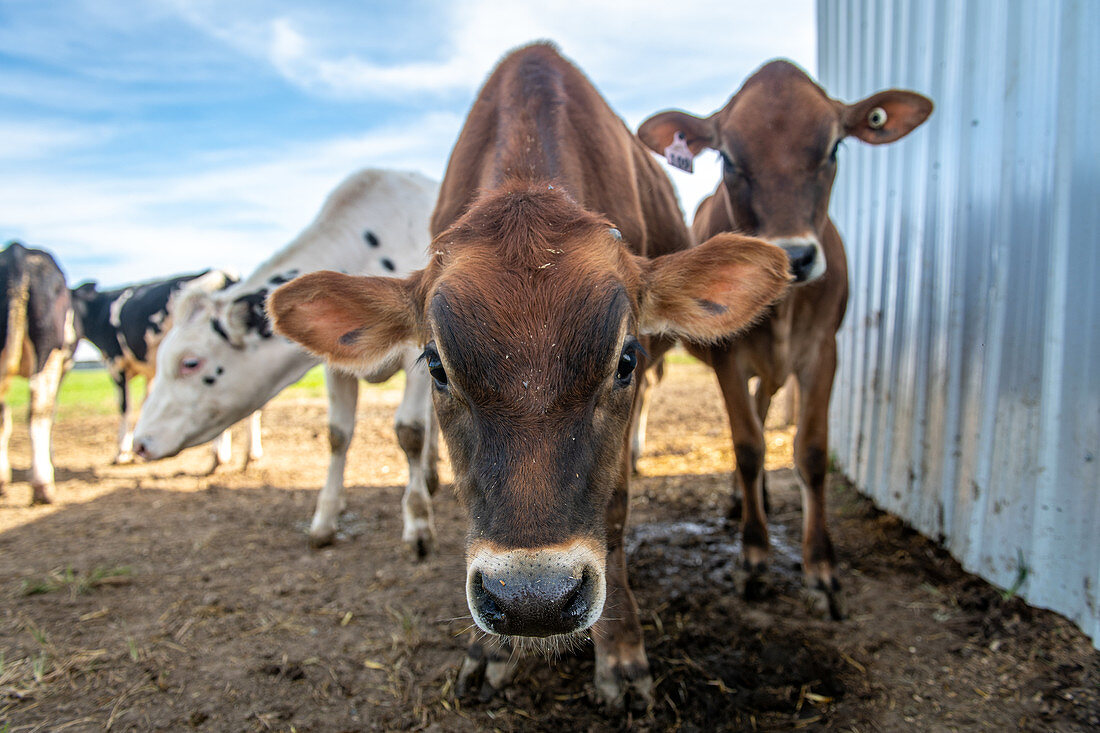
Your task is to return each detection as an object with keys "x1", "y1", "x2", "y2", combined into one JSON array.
[
  {"x1": 639, "y1": 60, "x2": 933, "y2": 283},
  {"x1": 269, "y1": 183, "x2": 789, "y2": 639}
]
